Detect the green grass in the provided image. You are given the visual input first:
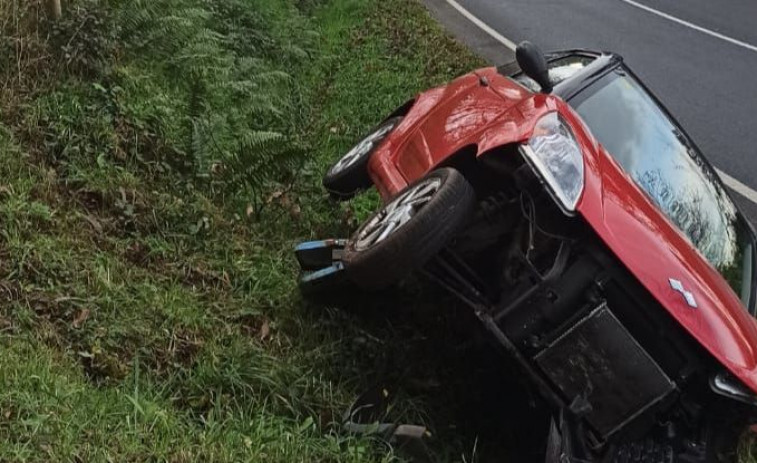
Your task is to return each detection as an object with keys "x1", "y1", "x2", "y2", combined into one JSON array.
[{"x1": 0, "y1": 0, "x2": 500, "y2": 461}]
